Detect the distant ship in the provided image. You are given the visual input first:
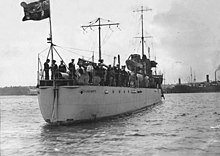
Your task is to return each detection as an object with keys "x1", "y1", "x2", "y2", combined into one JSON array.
[
  {"x1": 165, "y1": 74, "x2": 220, "y2": 93},
  {"x1": 32, "y1": 4, "x2": 164, "y2": 124}
]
